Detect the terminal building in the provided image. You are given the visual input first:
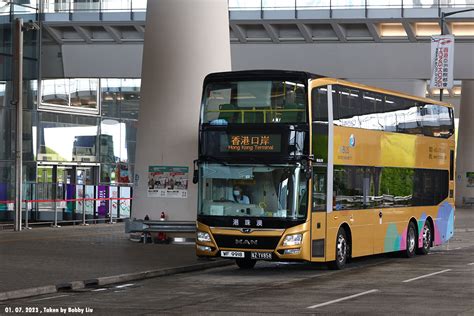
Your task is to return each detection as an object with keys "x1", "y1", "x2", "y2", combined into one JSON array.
[{"x1": 0, "y1": 0, "x2": 473, "y2": 226}]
